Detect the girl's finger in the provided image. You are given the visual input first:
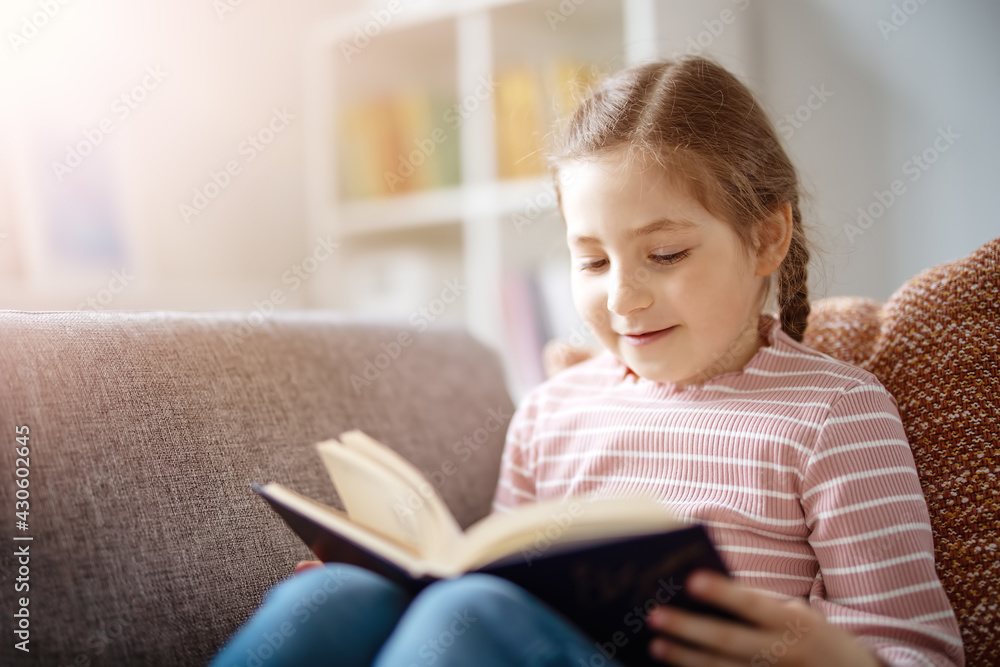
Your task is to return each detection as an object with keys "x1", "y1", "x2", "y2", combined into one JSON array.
[
  {"x1": 648, "y1": 634, "x2": 751, "y2": 667},
  {"x1": 294, "y1": 560, "x2": 323, "y2": 574},
  {"x1": 647, "y1": 604, "x2": 778, "y2": 661},
  {"x1": 684, "y1": 569, "x2": 815, "y2": 632}
]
